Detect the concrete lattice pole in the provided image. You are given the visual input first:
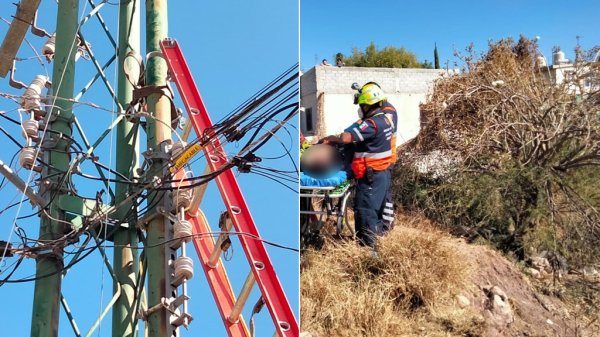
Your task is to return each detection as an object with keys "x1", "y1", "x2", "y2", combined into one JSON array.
[
  {"x1": 30, "y1": 0, "x2": 79, "y2": 336},
  {"x1": 112, "y1": 0, "x2": 141, "y2": 336}
]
